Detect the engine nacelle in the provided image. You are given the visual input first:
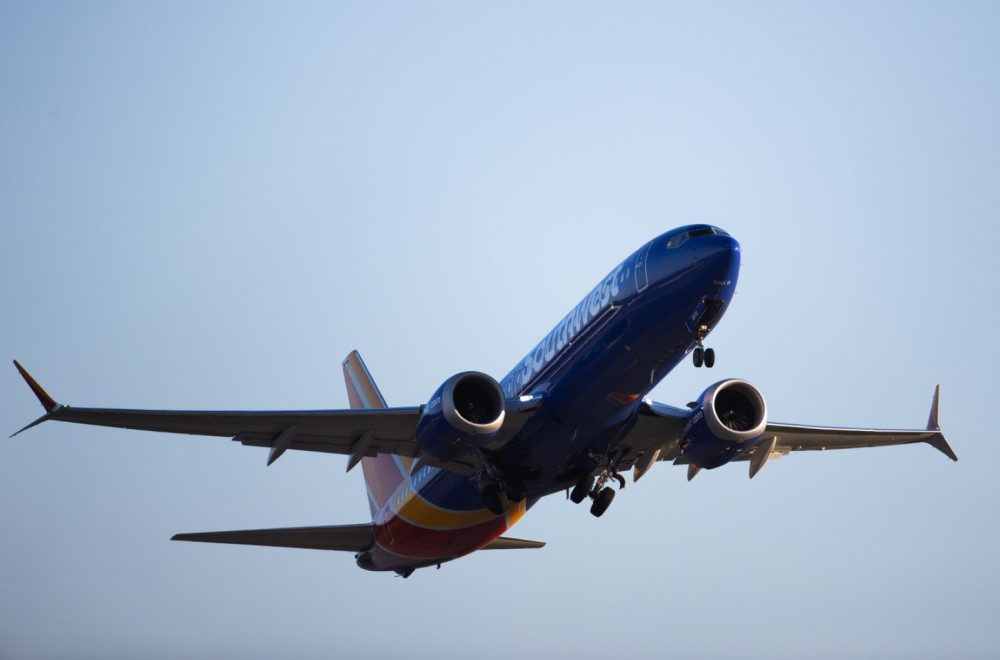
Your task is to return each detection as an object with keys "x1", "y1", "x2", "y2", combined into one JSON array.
[
  {"x1": 680, "y1": 379, "x2": 768, "y2": 470},
  {"x1": 414, "y1": 372, "x2": 506, "y2": 462}
]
